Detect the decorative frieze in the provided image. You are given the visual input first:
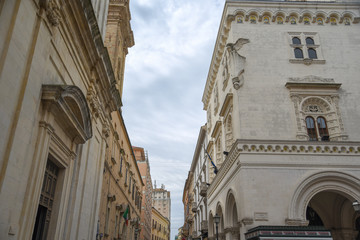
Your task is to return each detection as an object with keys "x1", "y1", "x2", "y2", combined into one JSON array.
[{"x1": 207, "y1": 139, "x2": 360, "y2": 198}]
